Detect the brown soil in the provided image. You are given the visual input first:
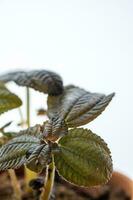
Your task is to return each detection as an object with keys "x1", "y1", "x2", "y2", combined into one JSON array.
[{"x1": 0, "y1": 171, "x2": 132, "y2": 200}]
